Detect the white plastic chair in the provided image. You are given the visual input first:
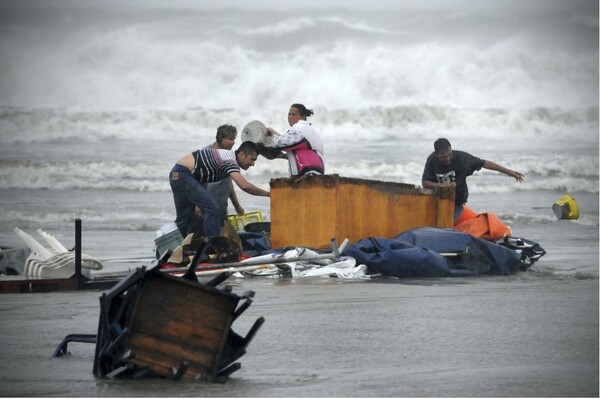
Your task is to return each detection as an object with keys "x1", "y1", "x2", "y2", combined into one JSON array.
[
  {"x1": 14, "y1": 227, "x2": 103, "y2": 278},
  {"x1": 37, "y1": 228, "x2": 69, "y2": 253}
]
